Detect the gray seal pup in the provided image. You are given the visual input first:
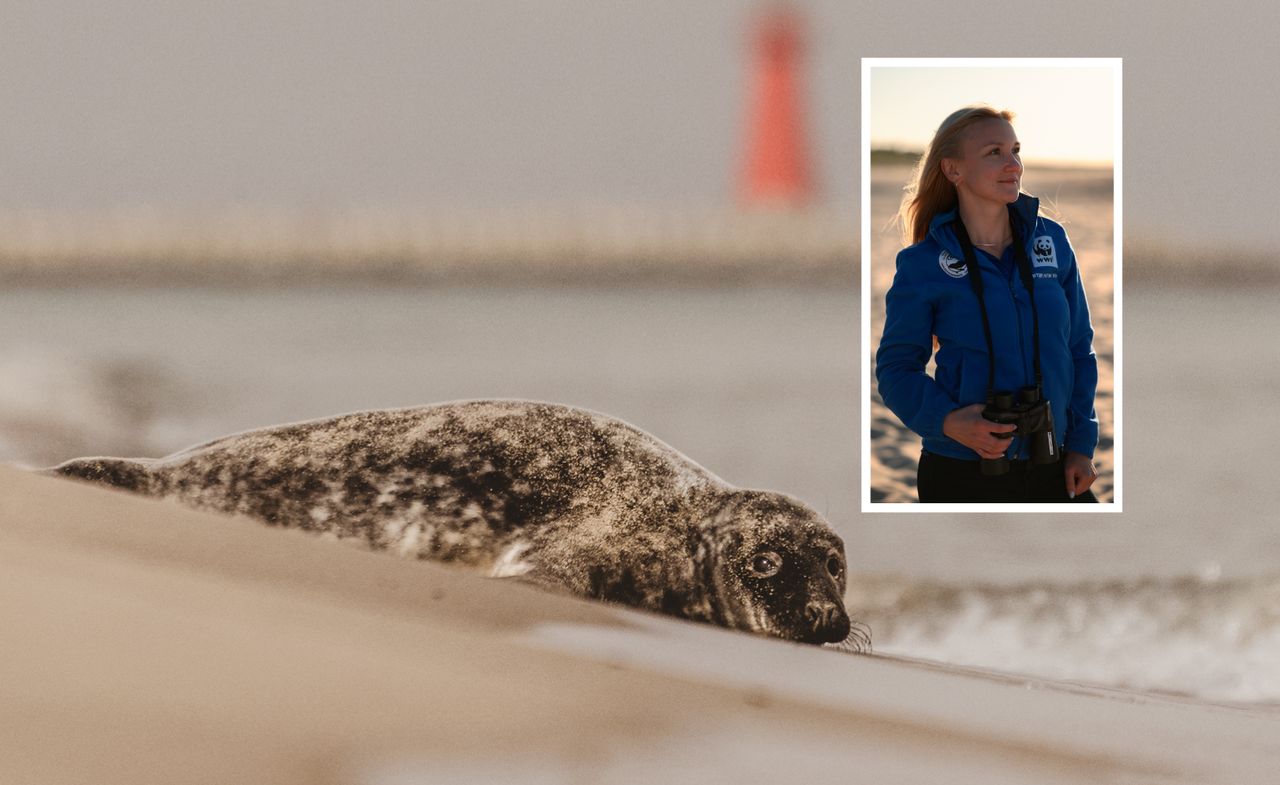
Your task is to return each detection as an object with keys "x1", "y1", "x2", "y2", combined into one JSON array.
[{"x1": 49, "y1": 400, "x2": 857, "y2": 645}]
